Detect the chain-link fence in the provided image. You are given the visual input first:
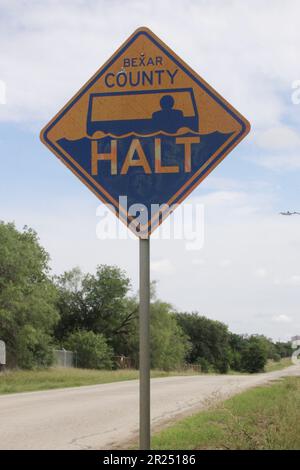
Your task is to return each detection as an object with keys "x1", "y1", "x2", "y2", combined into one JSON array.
[{"x1": 53, "y1": 349, "x2": 77, "y2": 368}]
